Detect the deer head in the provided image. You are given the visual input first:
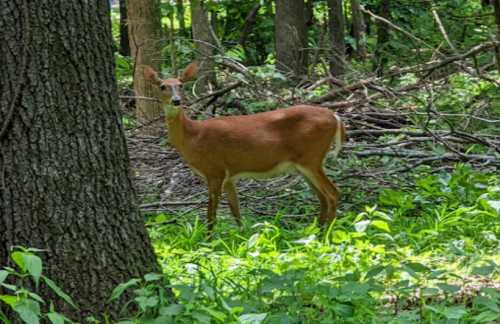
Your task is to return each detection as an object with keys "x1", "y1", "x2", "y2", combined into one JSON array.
[{"x1": 144, "y1": 63, "x2": 198, "y2": 116}]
